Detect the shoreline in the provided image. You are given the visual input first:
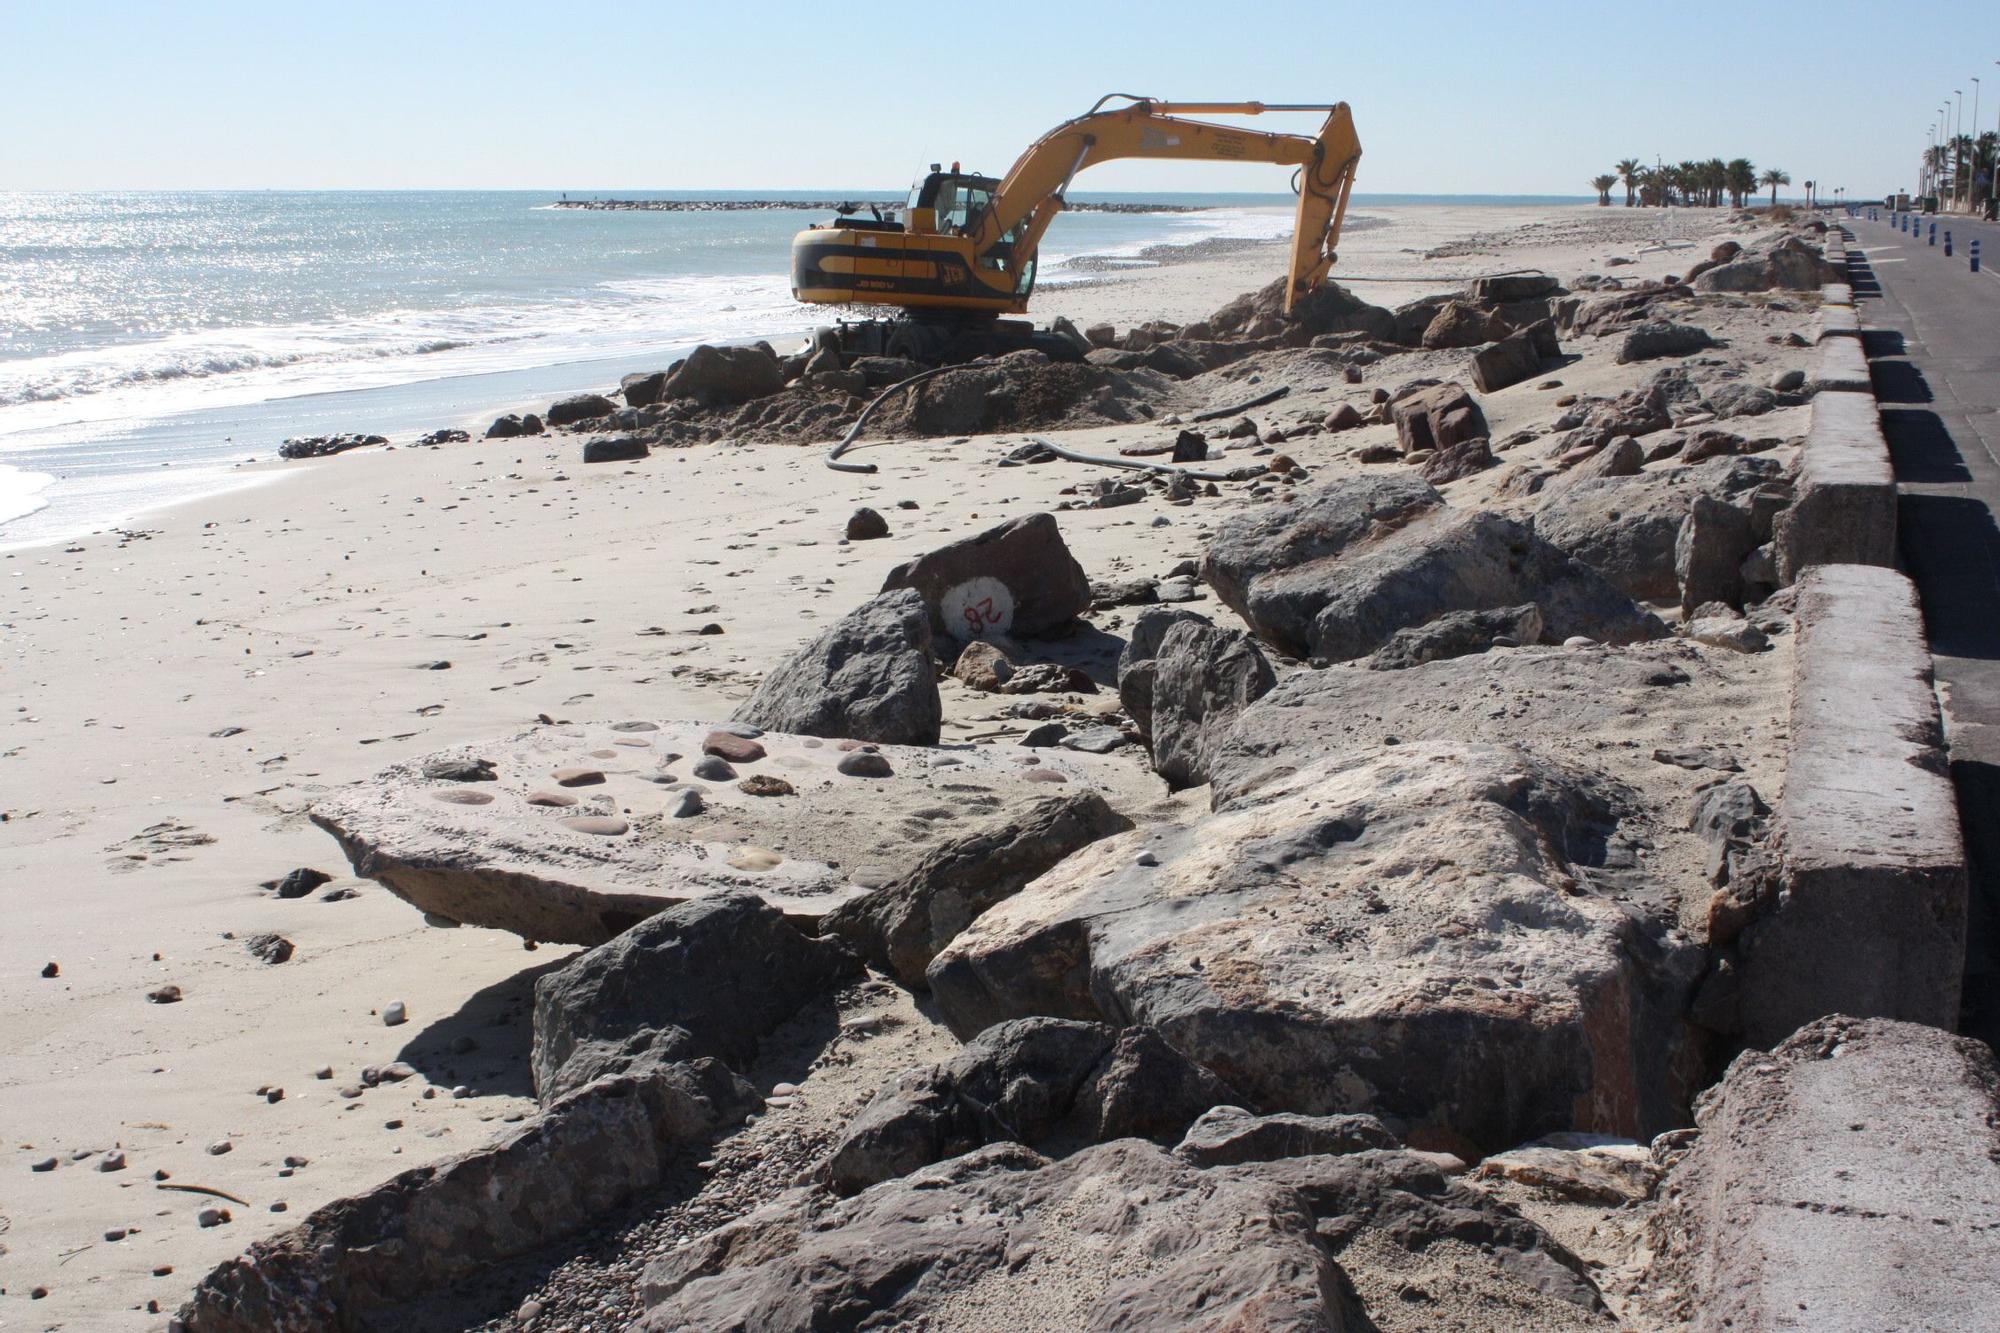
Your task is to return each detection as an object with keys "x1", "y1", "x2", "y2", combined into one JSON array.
[{"x1": 0, "y1": 203, "x2": 1600, "y2": 553}]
